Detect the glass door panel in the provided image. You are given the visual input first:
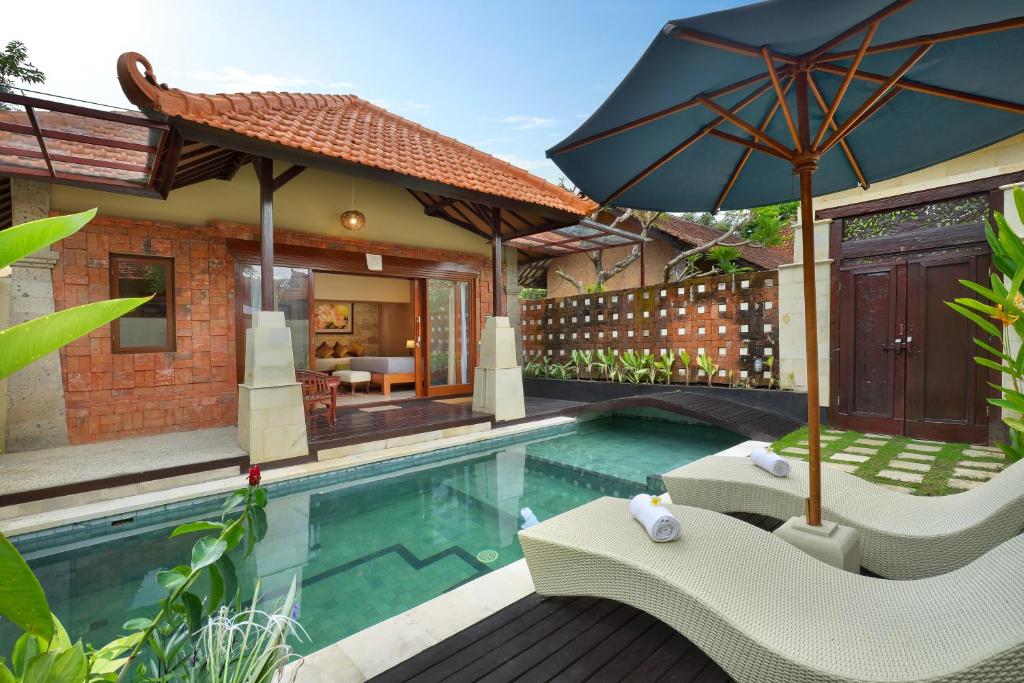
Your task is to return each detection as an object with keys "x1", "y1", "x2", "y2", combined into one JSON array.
[
  {"x1": 426, "y1": 279, "x2": 470, "y2": 392},
  {"x1": 240, "y1": 265, "x2": 311, "y2": 370}
]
